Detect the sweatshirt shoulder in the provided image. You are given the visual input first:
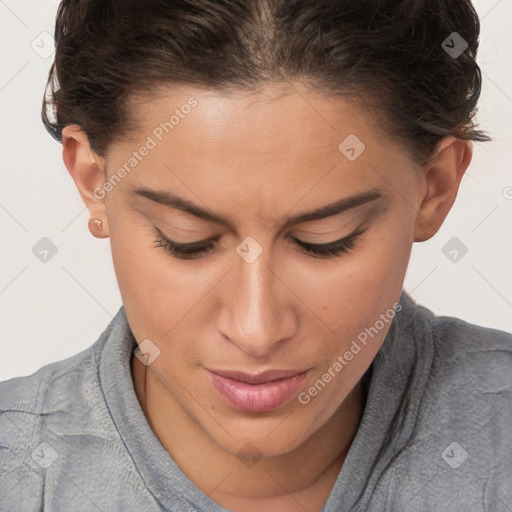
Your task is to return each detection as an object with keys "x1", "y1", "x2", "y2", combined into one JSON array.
[
  {"x1": 379, "y1": 299, "x2": 512, "y2": 510},
  {"x1": 399, "y1": 292, "x2": 512, "y2": 371},
  {"x1": 0, "y1": 336, "x2": 117, "y2": 463},
  {"x1": 411, "y1": 304, "x2": 512, "y2": 439},
  {"x1": 430, "y1": 313, "x2": 512, "y2": 381},
  {"x1": 0, "y1": 341, "x2": 101, "y2": 414},
  {"x1": 0, "y1": 342, "x2": 107, "y2": 509}
]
